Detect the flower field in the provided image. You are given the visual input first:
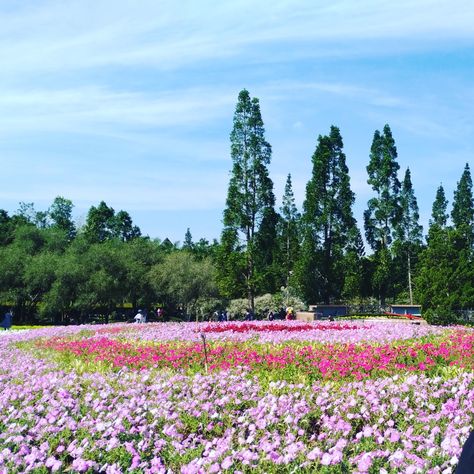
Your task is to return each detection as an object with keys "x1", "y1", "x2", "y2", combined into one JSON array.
[{"x1": 1, "y1": 321, "x2": 474, "y2": 473}]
